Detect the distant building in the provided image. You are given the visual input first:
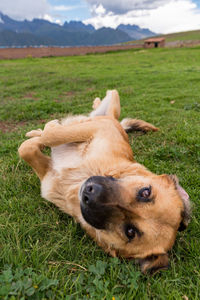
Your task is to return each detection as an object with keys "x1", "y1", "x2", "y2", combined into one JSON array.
[{"x1": 144, "y1": 38, "x2": 165, "y2": 48}]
